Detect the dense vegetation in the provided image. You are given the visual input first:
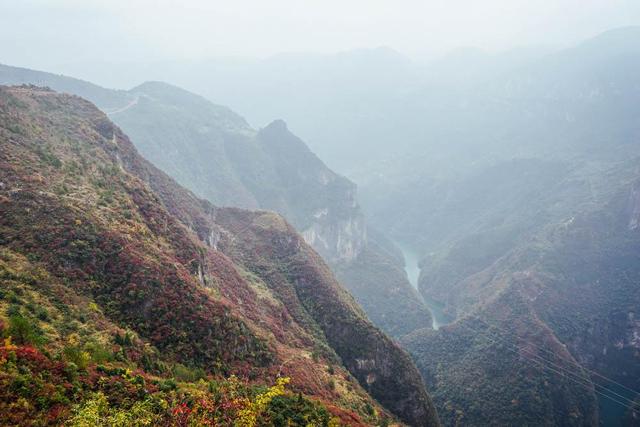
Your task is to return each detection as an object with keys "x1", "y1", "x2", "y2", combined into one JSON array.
[
  {"x1": 3, "y1": 22, "x2": 639, "y2": 427},
  {"x1": 0, "y1": 248, "x2": 333, "y2": 426},
  {"x1": 110, "y1": 81, "x2": 431, "y2": 342},
  {"x1": 211, "y1": 208, "x2": 439, "y2": 425},
  {"x1": 0, "y1": 86, "x2": 440, "y2": 426},
  {"x1": 0, "y1": 65, "x2": 433, "y2": 348}
]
